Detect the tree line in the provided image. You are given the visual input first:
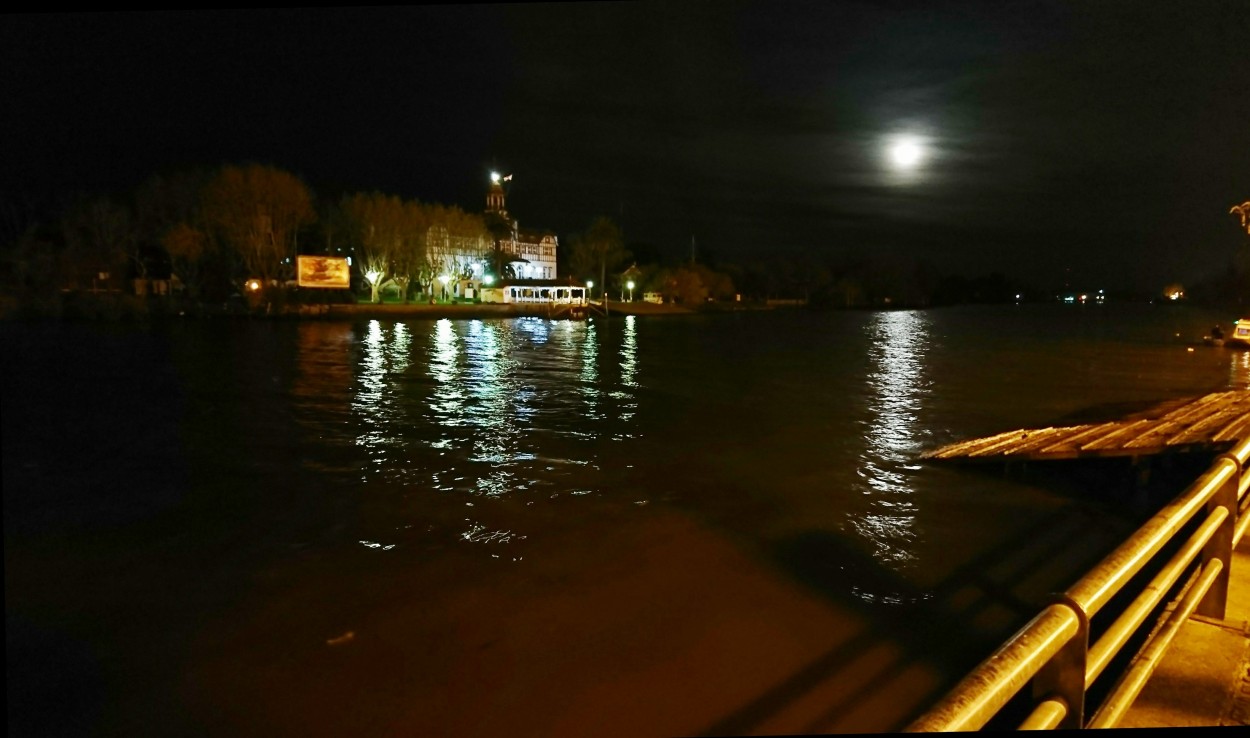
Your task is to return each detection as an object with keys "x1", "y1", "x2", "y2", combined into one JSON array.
[
  {"x1": 0, "y1": 162, "x2": 739, "y2": 311},
  {"x1": 0, "y1": 163, "x2": 507, "y2": 308},
  {"x1": 8, "y1": 162, "x2": 1237, "y2": 314}
]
